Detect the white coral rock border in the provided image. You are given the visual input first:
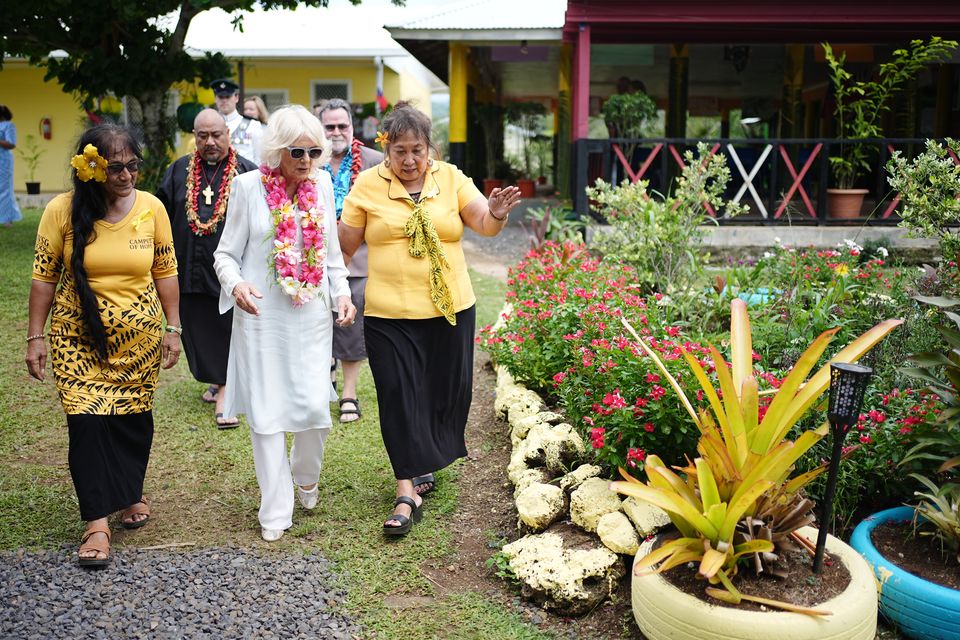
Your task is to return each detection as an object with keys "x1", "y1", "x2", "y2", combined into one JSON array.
[{"x1": 494, "y1": 363, "x2": 670, "y2": 613}]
